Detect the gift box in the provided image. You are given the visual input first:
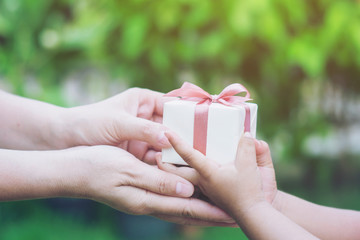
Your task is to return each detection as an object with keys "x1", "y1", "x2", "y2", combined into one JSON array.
[{"x1": 162, "y1": 82, "x2": 258, "y2": 166}]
